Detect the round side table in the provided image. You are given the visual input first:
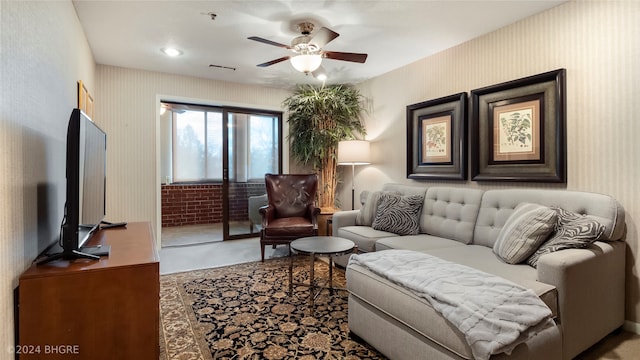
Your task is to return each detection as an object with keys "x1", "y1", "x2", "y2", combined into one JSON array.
[{"x1": 289, "y1": 236, "x2": 357, "y2": 313}]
